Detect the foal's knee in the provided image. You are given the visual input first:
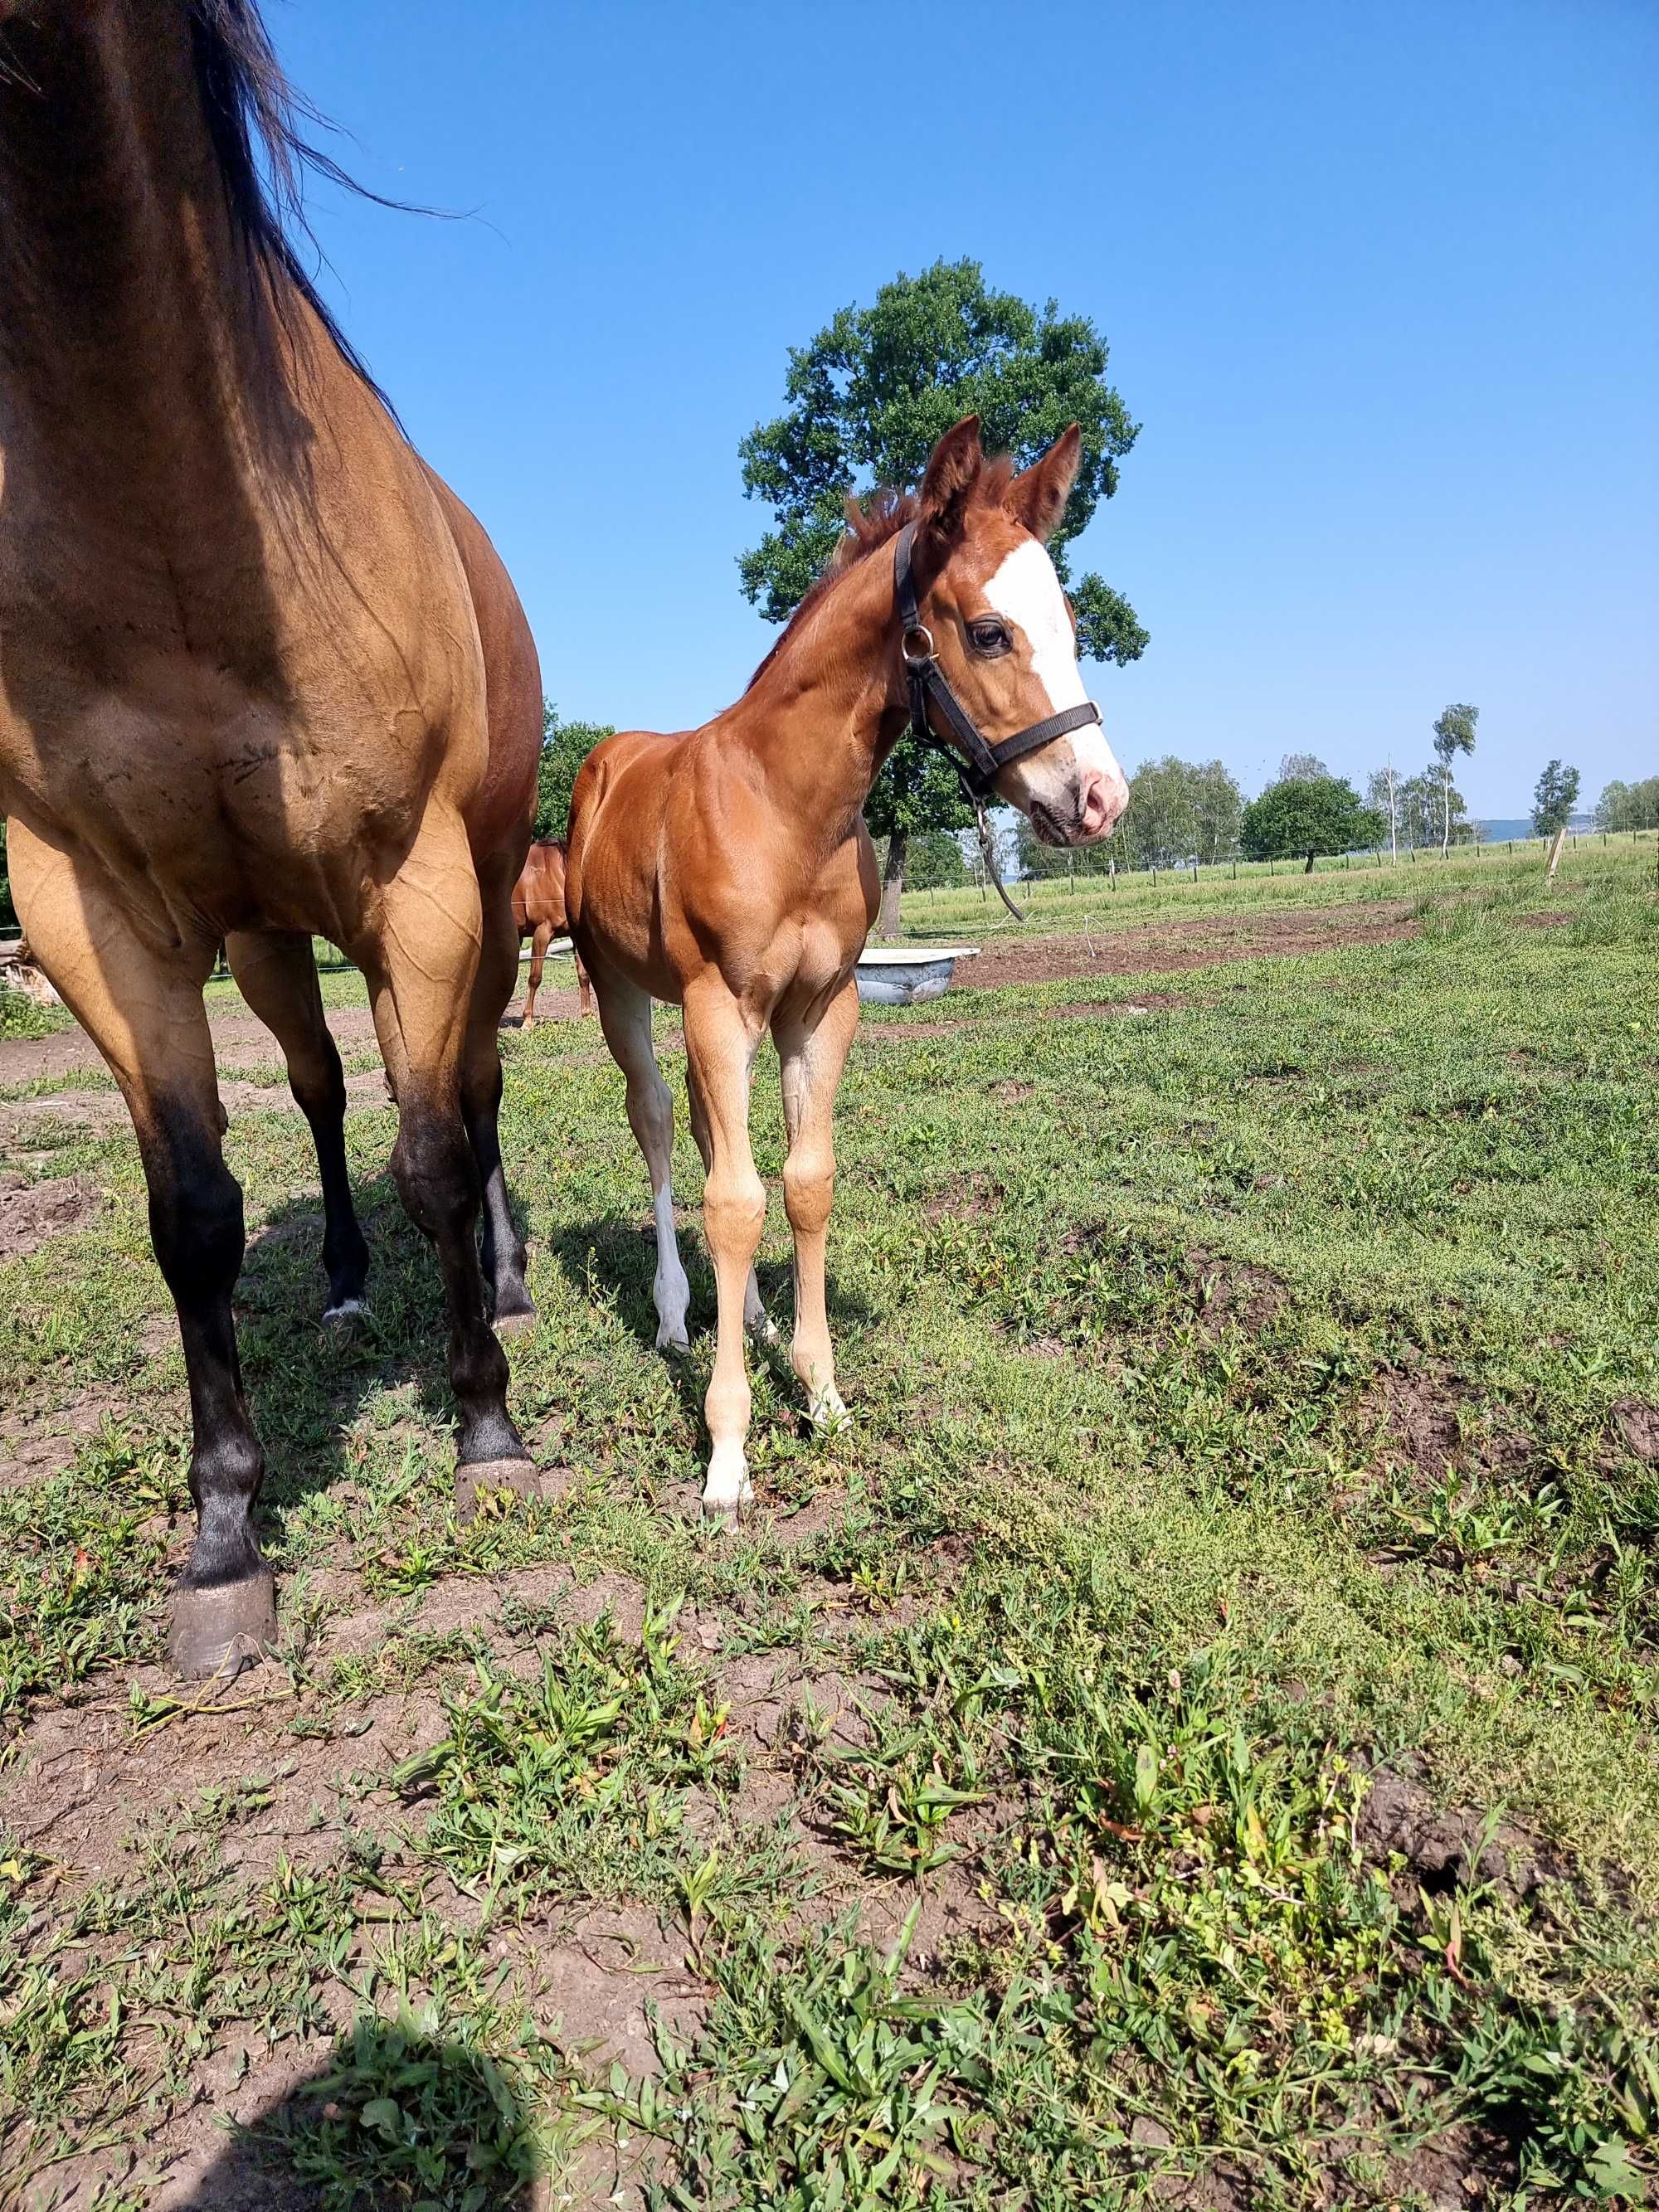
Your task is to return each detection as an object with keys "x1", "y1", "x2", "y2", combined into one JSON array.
[
  {"x1": 706, "y1": 1166, "x2": 766, "y2": 1255},
  {"x1": 783, "y1": 1149, "x2": 834, "y2": 1239}
]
